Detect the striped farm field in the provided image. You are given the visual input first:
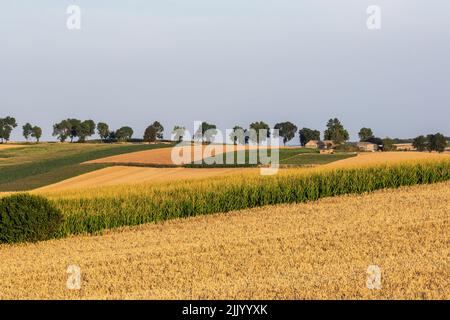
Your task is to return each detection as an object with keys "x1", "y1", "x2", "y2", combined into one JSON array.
[
  {"x1": 1, "y1": 181, "x2": 448, "y2": 299},
  {"x1": 36, "y1": 151, "x2": 449, "y2": 191},
  {"x1": 84, "y1": 144, "x2": 255, "y2": 166},
  {"x1": 36, "y1": 166, "x2": 259, "y2": 192},
  {"x1": 0, "y1": 143, "x2": 173, "y2": 191}
]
